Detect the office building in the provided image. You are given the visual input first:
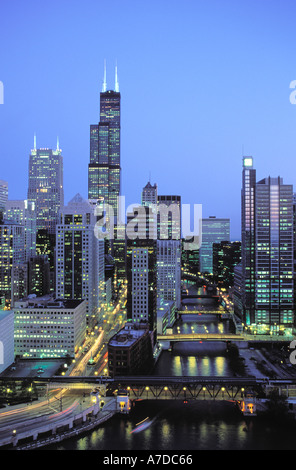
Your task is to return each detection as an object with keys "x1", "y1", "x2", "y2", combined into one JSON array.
[
  {"x1": 0, "y1": 221, "x2": 25, "y2": 307},
  {"x1": 156, "y1": 194, "x2": 182, "y2": 309},
  {"x1": 181, "y1": 239, "x2": 199, "y2": 275},
  {"x1": 5, "y1": 199, "x2": 36, "y2": 262},
  {"x1": 27, "y1": 142, "x2": 64, "y2": 235},
  {"x1": 157, "y1": 297, "x2": 176, "y2": 335},
  {"x1": 14, "y1": 296, "x2": 86, "y2": 359},
  {"x1": 255, "y1": 176, "x2": 294, "y2": 329},
  {"x1": 236, "y1": 157, "x2": 294, "y2": 331},
  {"x1": 0, "y1": 310, "x2": 14, "y2": 374},
  {"x1": 11, "y1": 263, "x2": 28, "y2": 306},
  {"x1": 108, "y1": 322, "x2": 153, "y2": 377},
  {"x1": 142, "y1": 182, "x2": 158, "y2": 207},
  {"x1": 213, "y1": 240, "x2": 241, "y2": 287},
  {"x1": 157, "y1": 239, "x2": 181, "y2": 309},
  {"x1": 27, "y1": 254, "x2": 50, "y2": 297},
  {"x1": 56, "y1": 194, "x2": 105, "y2": 329},
  {"x1": 0, "y1": 180, "x2": 8, "y2": 221},
  {"x1": 199, "y1": 217, "x2": 230, "y2": 274},
  {"x1": 27, "y1": 142, "x2": 64, "y2": 292},
  {"x1": 157, "y1": 194, "x2": 181, "y2": 241},
  {"x1": 126, "y1": 205, "x2": 157, "y2": 337},
  {"x1": 88, "y1": 64, "x2": 121, "y2": 221}
]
